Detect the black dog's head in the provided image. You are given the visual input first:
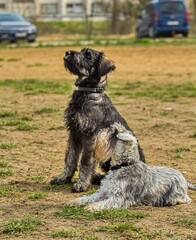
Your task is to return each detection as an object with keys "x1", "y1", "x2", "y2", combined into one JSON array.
[{"x1": 63, "y1": 48, "x2": 116, "y2": 87}]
